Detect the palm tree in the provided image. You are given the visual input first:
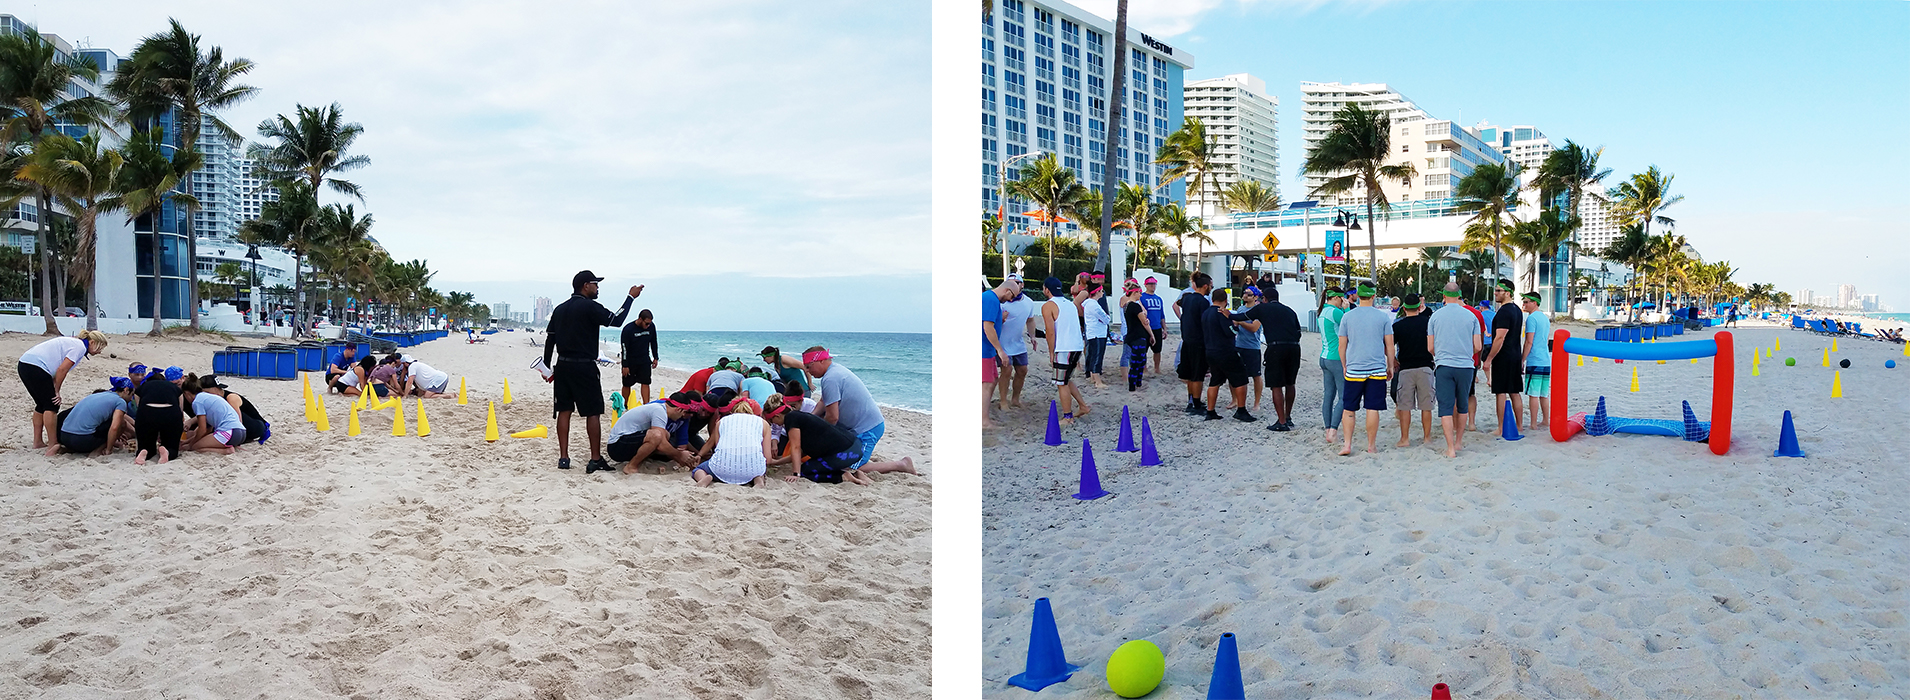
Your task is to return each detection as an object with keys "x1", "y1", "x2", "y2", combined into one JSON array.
[
  {"x1": 17, "y1": 132, "x2": 123, "y2": 330},
  {"x1": 1221, "y1": 180, "x2": 1280, "y2": 215},
  {"x1": 1609, "y1": 165, "x2": 1683, "y2": 255},
  {"x1": 982, "y1": 214, "x2": 1002, "y2": 256},
  {"x1": 1151, "y1": 203, "x2": 1210, "y2": 275},
  {"x1": 1089, "y1": 0, "x2": 1131, "y2": 276},
  {"x1": 1157, "y1": 116, "x2": 1230, "y2": 271},
  {"x1": 248, "y1": 102, "x2": 370, "y2": 335},
  {"x1": 0, "y1": 25, "x2": 115, "y2": 334},
  {"x1": 211, "y1": 261, "x2": 245, "y2": 304},
  {"x1": 1301, "y1": 102, "x2": 1418, "y2": 283},
  {"x1": 1414, "y1": 246, "x2": 1450, "y2": 295},
  {"x1": 237, "y1": 180, "x2": 321, "y2": 332},
  {"x1": 1601, "y1": 223, "x2": 1651, "y2": 319},
  {"x1": 116, "y1": 127, "x2": 203, "y2": 335},
  {"x1": 1503, "y1": 210, "x2": 1578, "y2": 297},
  {"x1": 1533, "y1": 141, "x2": 1610, "y2": 318},
  {"x1": 1452, "y1": 162, "x2": 1523, "y2": 280},
  {"x1": 318, "y1": 203, "x2": 373, "y2": 325},
  {"x1": 108, "y1": 19, "x2": 259, "y2": 331},
  {"x1": 1003, "y1": 153, "x2": 1089, "y2": 278},
  {"x1": 1458, "y1": 249, "x2": 1498, "y2": 301}
]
